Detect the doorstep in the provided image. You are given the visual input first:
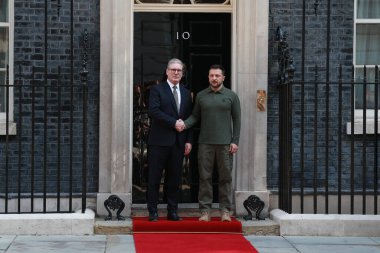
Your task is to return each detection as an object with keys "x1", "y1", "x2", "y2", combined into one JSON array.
[
  {"x1": 94, "y1": 217, "x2": 279, "y2": 235},
  {"x1": 94, "y1": 206, "x2": 279, "y2": 235}
]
